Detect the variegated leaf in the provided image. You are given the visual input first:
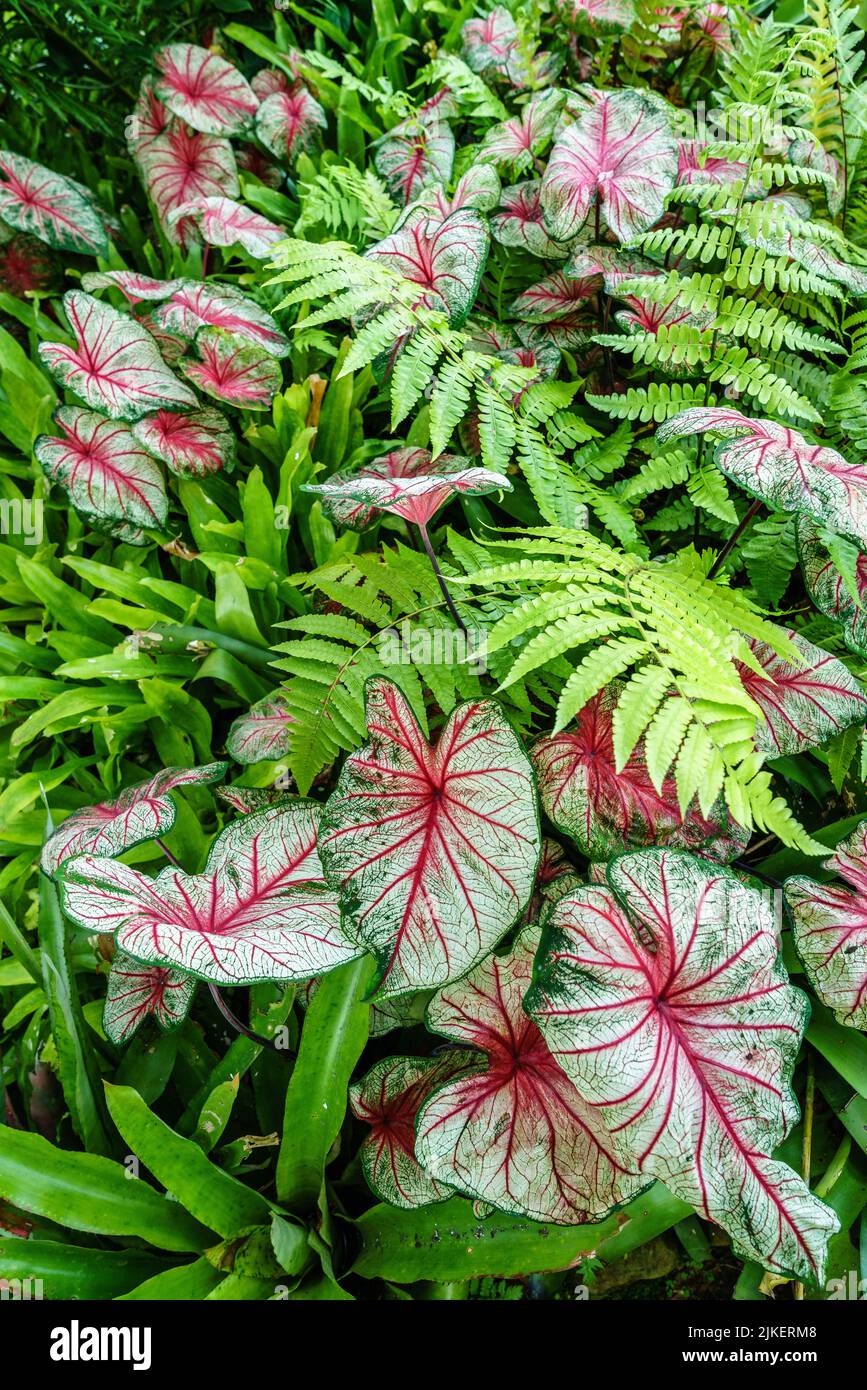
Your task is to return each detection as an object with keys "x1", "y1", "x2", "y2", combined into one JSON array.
[
  {"x1": 255, "y1": 85, "x2": 327, "y2": 164},
  {"x1": 526, "y1": 850, "x2": 839, "y2": 1280},
  {"x1": 510, "y1": 271, "x2": 596, "y2": 325},
  {"x1": 375, "y1": 113, "x2": 455, "y2": 206},
  {"x1": 478, "y1": 91, "x2": 565, "y2": 173},
  {"x1": 786, "y1": 821, "x2": 867, "y2": 1030},
  {"x1": 59, "y1": 802, "x2": 361, "y2": 986},
  {"x1": 555, "y1": 0, "x2": 637, "y2": 33},
  {"x1": 736, "y1": 630, "x2": 867, "y2": 758},
  {"x1": 179, "y1": 329, "x2": 282, "y2": 410},
  {"x1": 227, "y1": 693, "x2": 294, "y2": 764},
  {"x1": 691, "y1": 1, "x2": 732, "y2": 52},
  {"x1": 676, "y1": 139, "x2": 748, "y2": 187},
  {"x1": 104, "y1": 950, "x2": 195, "y2": 1046},
  {"x1": 137, "y1": 126, "x2": 239, "y2": 246},
  {"x1": 741, "y1": 208, "x2": 867, "y2": 295},
  {"x1": 166, "y1": 196, "x2": 286, "y2": 259},
  {"x1": 0, "y1": 150, "x2": 109, "y2": 255},
  {"x1": 491, "y1": 181, "x2": 571, "y2": 259},
  {"x1": 303, "y1": 458, "x2": 511, "y2": 529},
  {"x1": 404, "y1": 166, "x2": 502, "y2": 226},
  {"x1": 128, "y1": 77, "x2": 173, "y2": 159},
  {"x1": 81, "y1": 271, "x2": 186, "y2": 304},
  {"x1": 0, "y1": 233, "x2": 57, "y2": 298},
  {"x1": 132, "y1": 408, "x2": 235, "y2": 478},
  {"x1": 798, "y1": 518, "x2": 867, "y2": 659},
  {"x1": 217, "y1": 786, "x2": 295, "y2": 815},
  {"x1": 461, "y1": 7, "x2": 520, "y2": 77},
  {"x1": 153, "y1": 44, "x2": 259, "y2": 136},
  {"x1": 319, "y1": 678, "x2": 540, "y2": 996},
  {"x1": 366, "y1": 208, "x2": 489, "y2": 327},
  {"x1": 151, "y1": 282, "x2": 289, "y2": 357}
]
